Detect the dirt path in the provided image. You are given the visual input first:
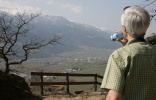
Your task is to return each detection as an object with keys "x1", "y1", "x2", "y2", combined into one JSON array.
[{"x1": 42, "y1": 92, "x2": 106, "y2": 100}]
